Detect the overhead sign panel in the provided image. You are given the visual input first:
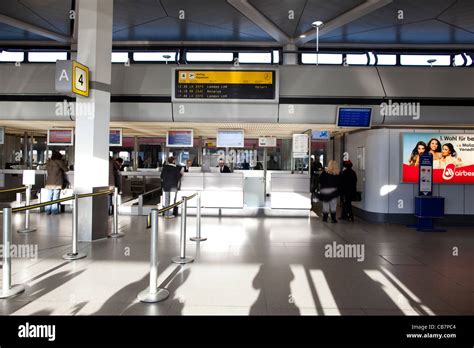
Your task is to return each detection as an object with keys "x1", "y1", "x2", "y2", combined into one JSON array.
[
  {"x1": 337, "y1": 107, "x2": 372, "y2": 128},
  {"x1": 172, "y1": 68, "x2": 278, "y2": 103}
]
